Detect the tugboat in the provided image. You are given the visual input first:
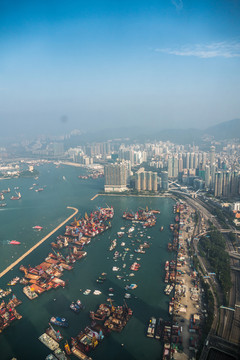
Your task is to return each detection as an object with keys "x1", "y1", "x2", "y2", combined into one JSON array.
[
  {"x1": 64, "y1": 340, "x2": 71, "y2": 355},
  {"x1": 50, "y1": 317, "x2": 69, "y2": 328}
]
